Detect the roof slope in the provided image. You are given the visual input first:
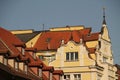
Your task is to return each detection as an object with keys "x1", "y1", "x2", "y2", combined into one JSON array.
[
  {"x1": 34, "y1": 28, "x2": 99, "y2": 51},
  {"x1": 15, "y1": 31, "x2": 40, "y2": 43},
  {"x1": 0, "y1": 27, "x2": 25, "y2": 56}
]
